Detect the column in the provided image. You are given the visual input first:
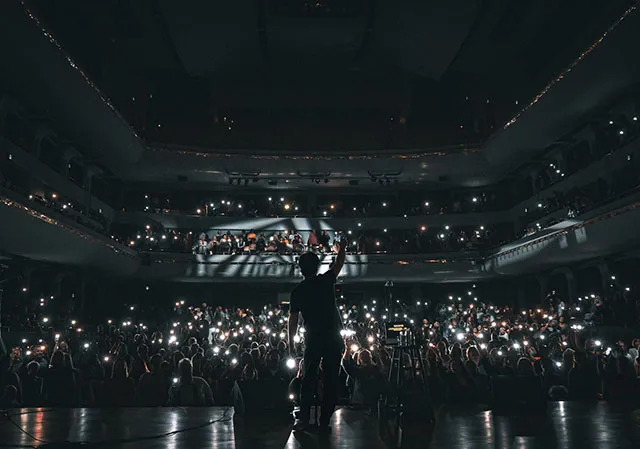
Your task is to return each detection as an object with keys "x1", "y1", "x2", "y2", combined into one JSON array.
[
  {"x1": 535, "y1": 274, "x2": 548, "y2": 306},
  {"x1": 84, "y1": 166, "x2": 102, "y2": 214},
  {"x1": 597, "y1": 262, "x2": 611, "y2": 299},
  {"x1": 61, "y1": 146, "x2": 82, "y2": 180},
  {"x1": 549, "y1": 267, "x2": 576, "y2": 304}
]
